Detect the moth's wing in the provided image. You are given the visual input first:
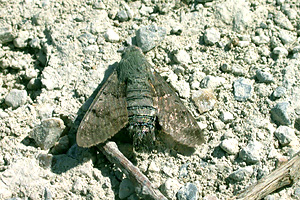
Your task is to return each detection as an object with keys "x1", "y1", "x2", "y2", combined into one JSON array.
[
  {"x1": 77, "y1": 70, "x2": 128, "y2": 147},
  {"x1": 151, "y1": 71, "x2": 205, "y2": 147}
]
